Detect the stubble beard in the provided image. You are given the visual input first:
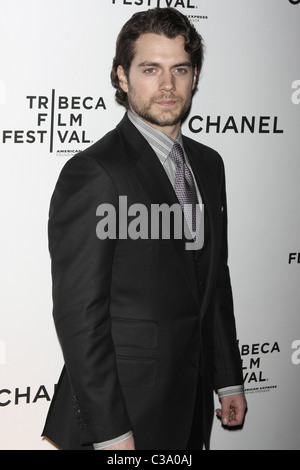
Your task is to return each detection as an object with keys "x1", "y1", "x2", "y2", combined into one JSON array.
[{"x1": 127, "y1": 87, "x2": 192, "y2": 128}]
